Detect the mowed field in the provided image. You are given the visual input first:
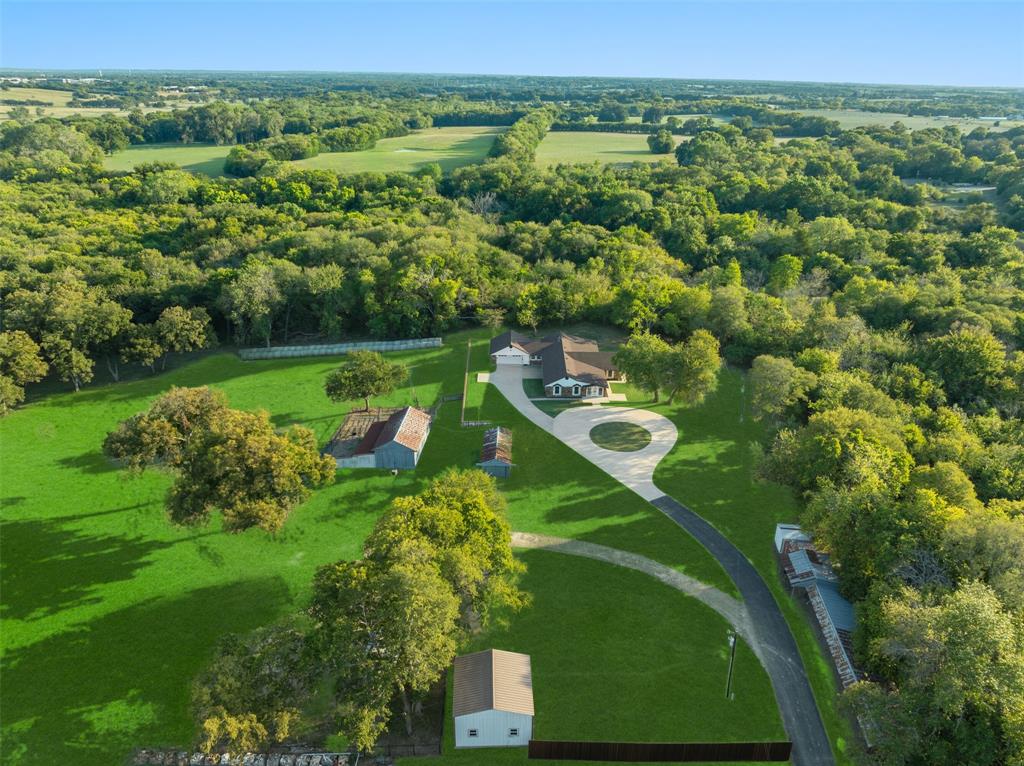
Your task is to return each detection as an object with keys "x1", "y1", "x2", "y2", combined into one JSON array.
[
  {"x1": 0, "y1": 328, "x2": 804, "y2": 766},
  {"x1": 102, "y1": 127, "x2": 505, "y2": 177},
  {"x1": 0, "y1": 86, "x2": 186, "y2": 120},
  {"x1": 535, "y1": 131, "x2": 683, "y2": 166},
  {"x1": 293, "y1": 126, "x2": 505, "y2": 173},
  {"x1": 795, "y1": 107, "x2": 1024, "y2": 132},
  {"x1": 103, "y1": 143, "x2": 233, "y2": 176}
]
